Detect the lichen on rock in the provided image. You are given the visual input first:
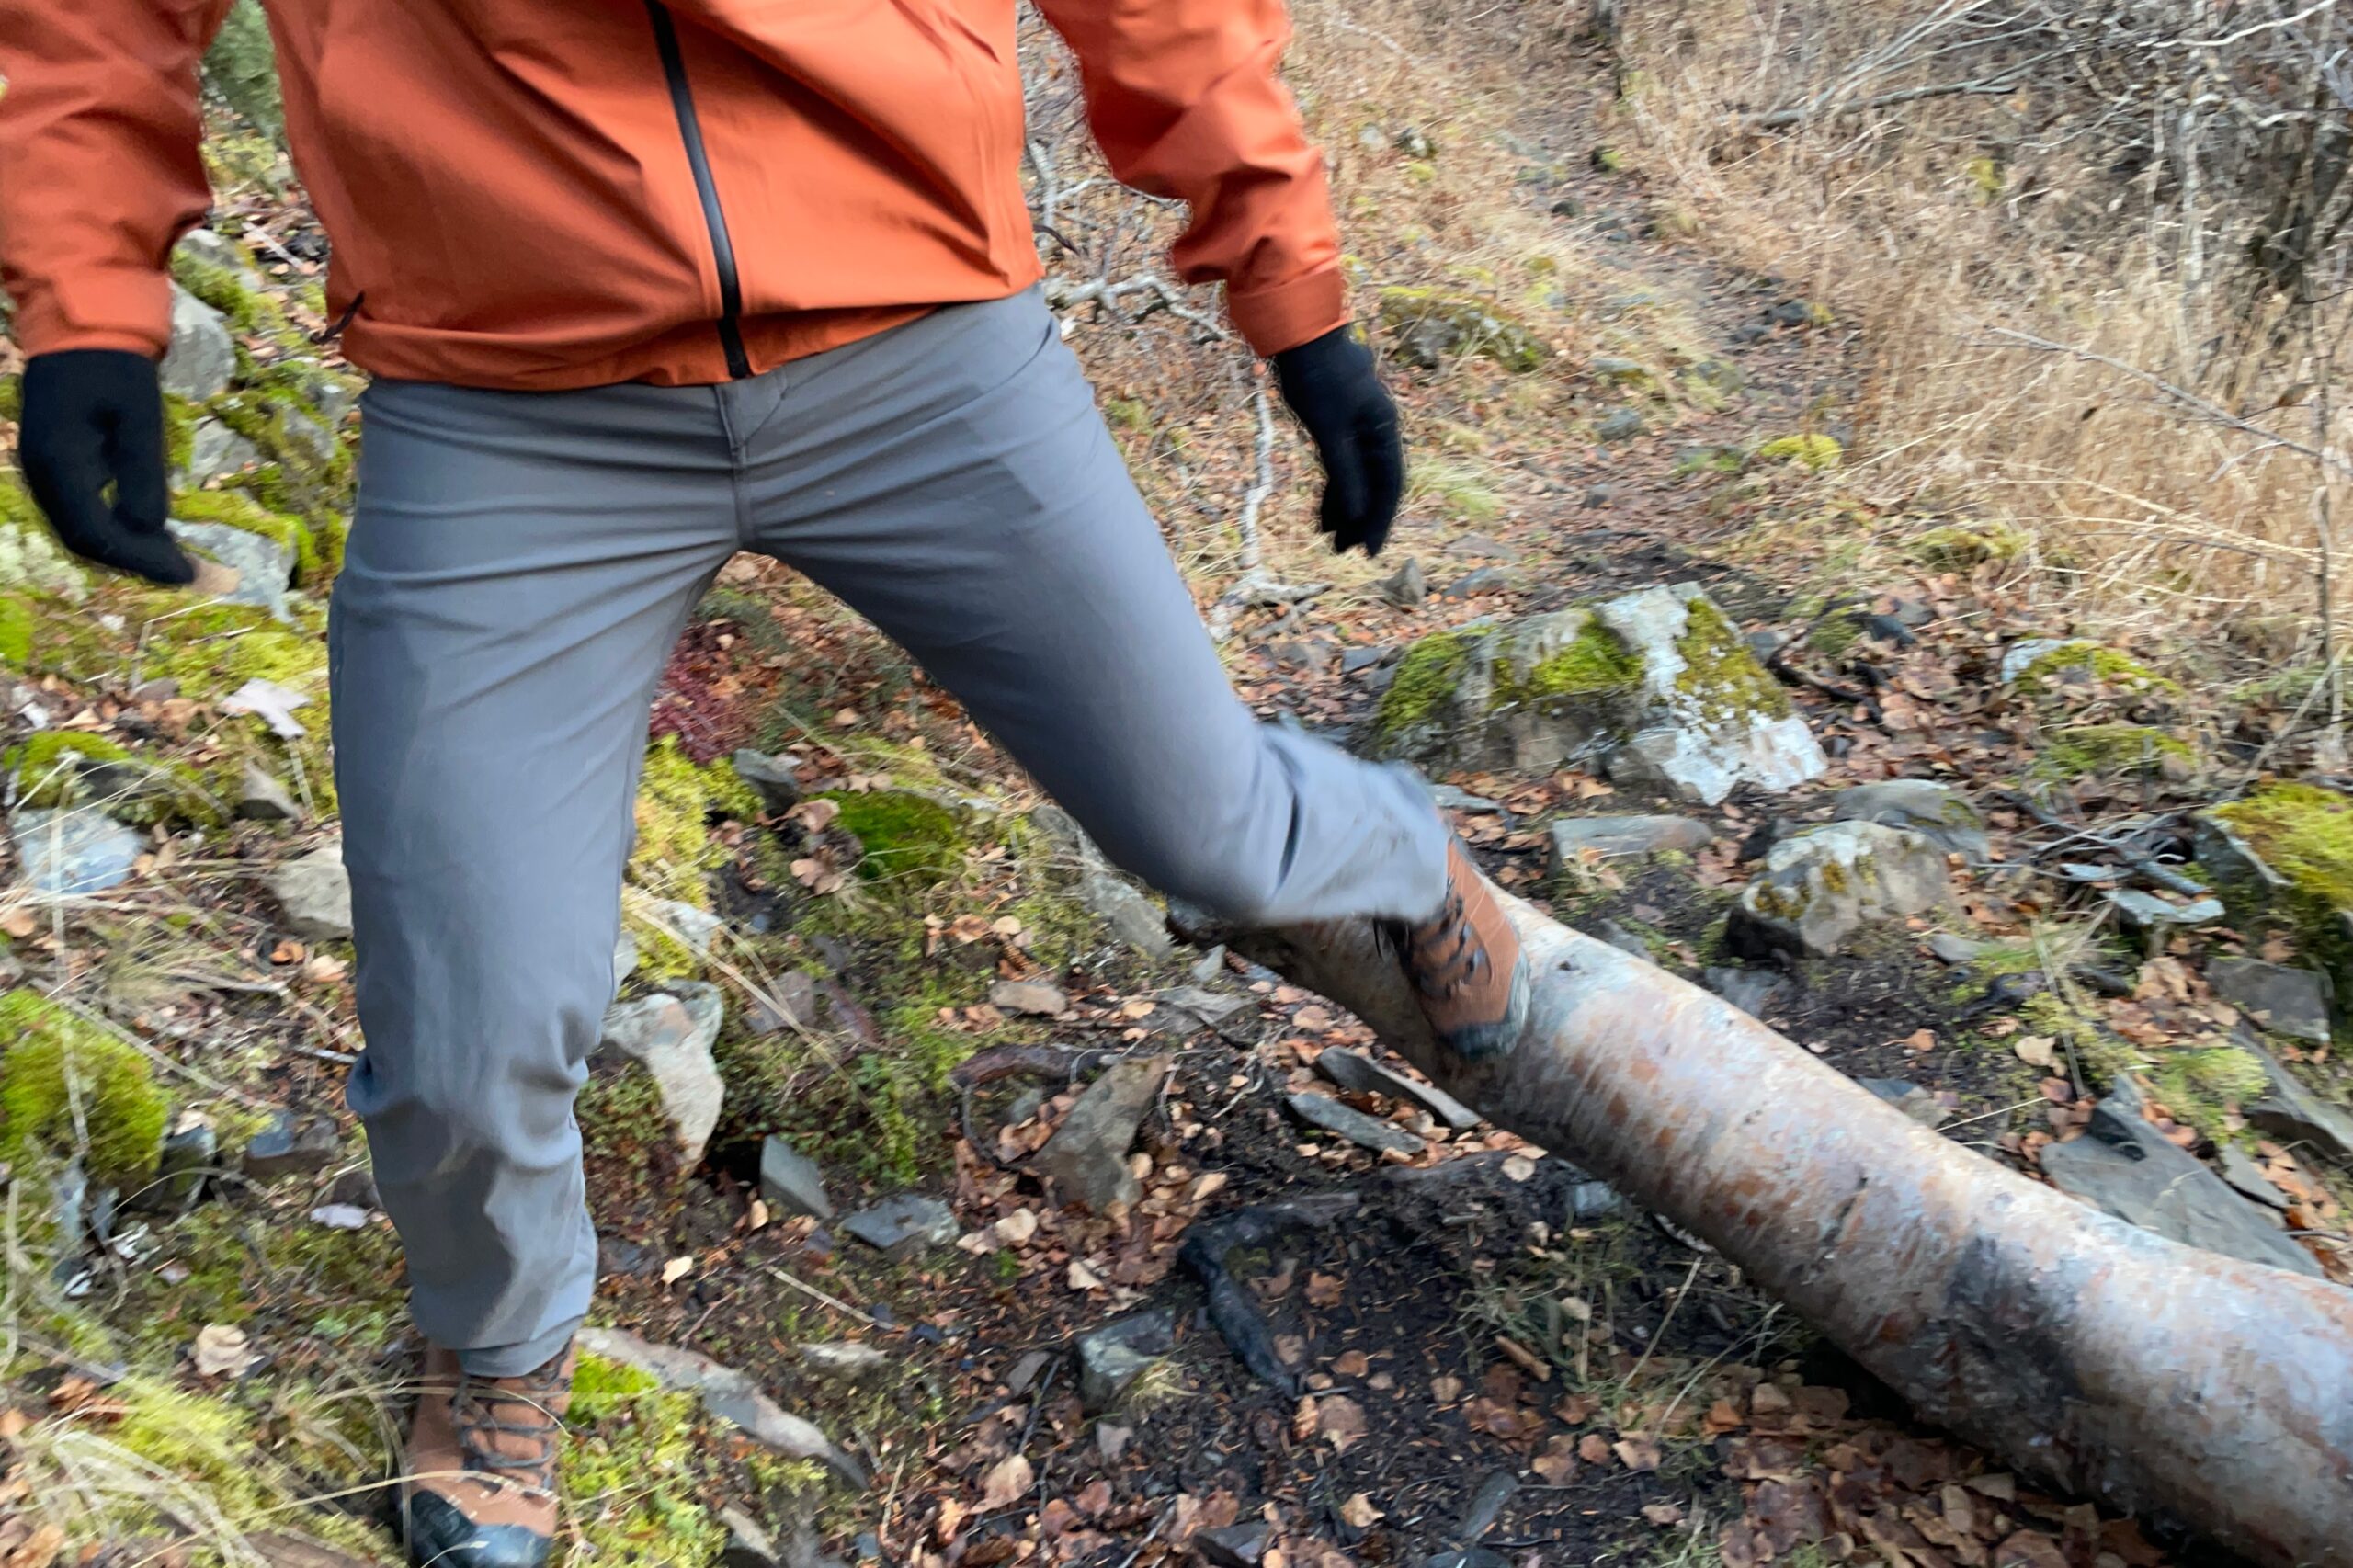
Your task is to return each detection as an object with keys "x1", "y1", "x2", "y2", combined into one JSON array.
[
  {"x1": 1378, "y1": 287, "x2": 1548, "y2": 372},
  {"x1": 2199, "y1": 781, "x2": 2353, "y2": 1017},
  {"x1": 2038, "y1": 723, "x2": 2196, "y2": 782},
  {"x1": 1725, "y1": 820, "x2": 1953, "y2": 959}
]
